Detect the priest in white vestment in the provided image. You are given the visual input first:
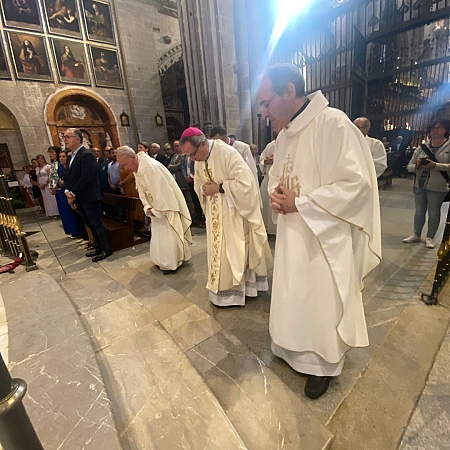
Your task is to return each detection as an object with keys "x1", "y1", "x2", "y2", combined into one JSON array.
[
  {"x1": 260, "y1": 64, "x2": 381, "y2": 399},
  {"x1": 116, "y1": 146, "x2": 192, "y2": 274},
  {"x1": 179, "y1": 127, "x2": 273, "y2": 306},
  {"x1": 354, "y1": 117, "x2": 387, "y2": 178}
]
